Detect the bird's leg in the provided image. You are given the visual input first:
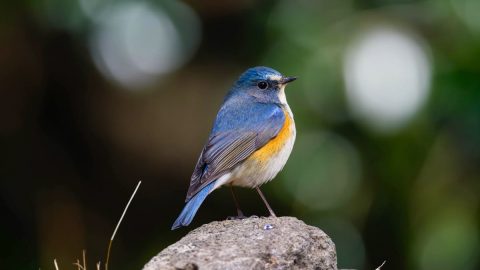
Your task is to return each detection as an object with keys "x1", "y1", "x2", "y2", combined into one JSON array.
[
  {"x1": 255, "y1": 187, "x2": 277, "y2": 217},
  {"x1": 228, "y1": 185, "x2": 246, "y2": 219}
]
